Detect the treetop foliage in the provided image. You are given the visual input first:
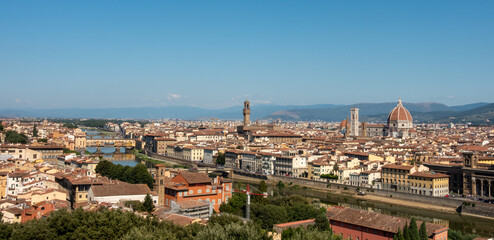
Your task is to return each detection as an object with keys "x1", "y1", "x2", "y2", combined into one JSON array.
[
  {"x1": 95, "y1": 160, "x2": 154, "y2": 189},
  {"x1": 0, "y1": 208, "x2": 275, "y2": 240},
  {"x1": 5, "y1": 131, "x2": 28, "y2": 144},
  {"x1": 219, "y1": 193, "x2": 330, "y2": 234}
]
